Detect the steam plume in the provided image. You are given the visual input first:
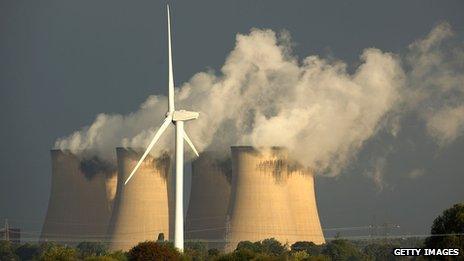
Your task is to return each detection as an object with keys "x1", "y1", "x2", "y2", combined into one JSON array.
[{"x1": 55, "y1": 22, "x2": 464, "y2": 176}]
